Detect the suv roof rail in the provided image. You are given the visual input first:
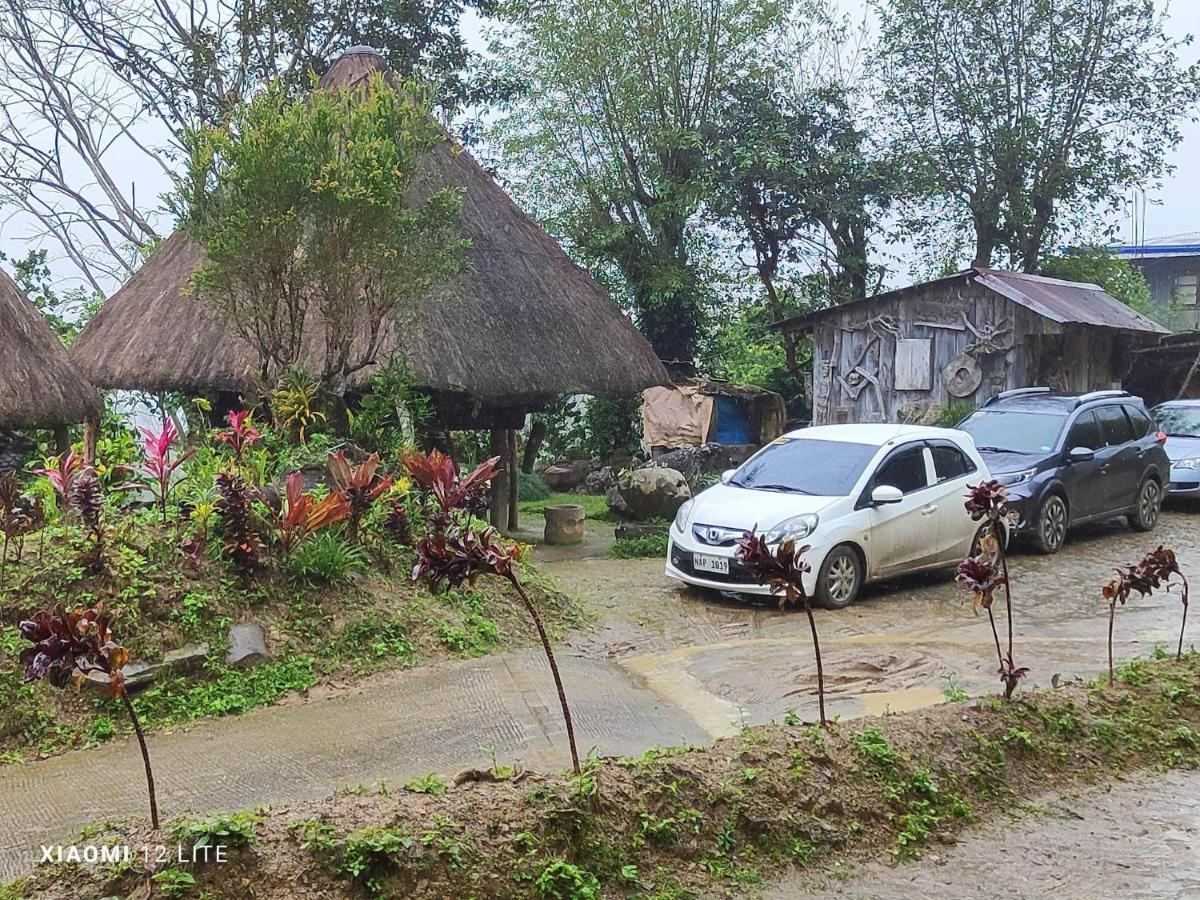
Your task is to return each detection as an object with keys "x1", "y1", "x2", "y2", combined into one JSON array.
[
  {"x1": 1074, "y1": 389, "x2": 1130, "y2": 408},
  {"x1": 986, "y1": 386, "x2": 1051, "y2": 406}
]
